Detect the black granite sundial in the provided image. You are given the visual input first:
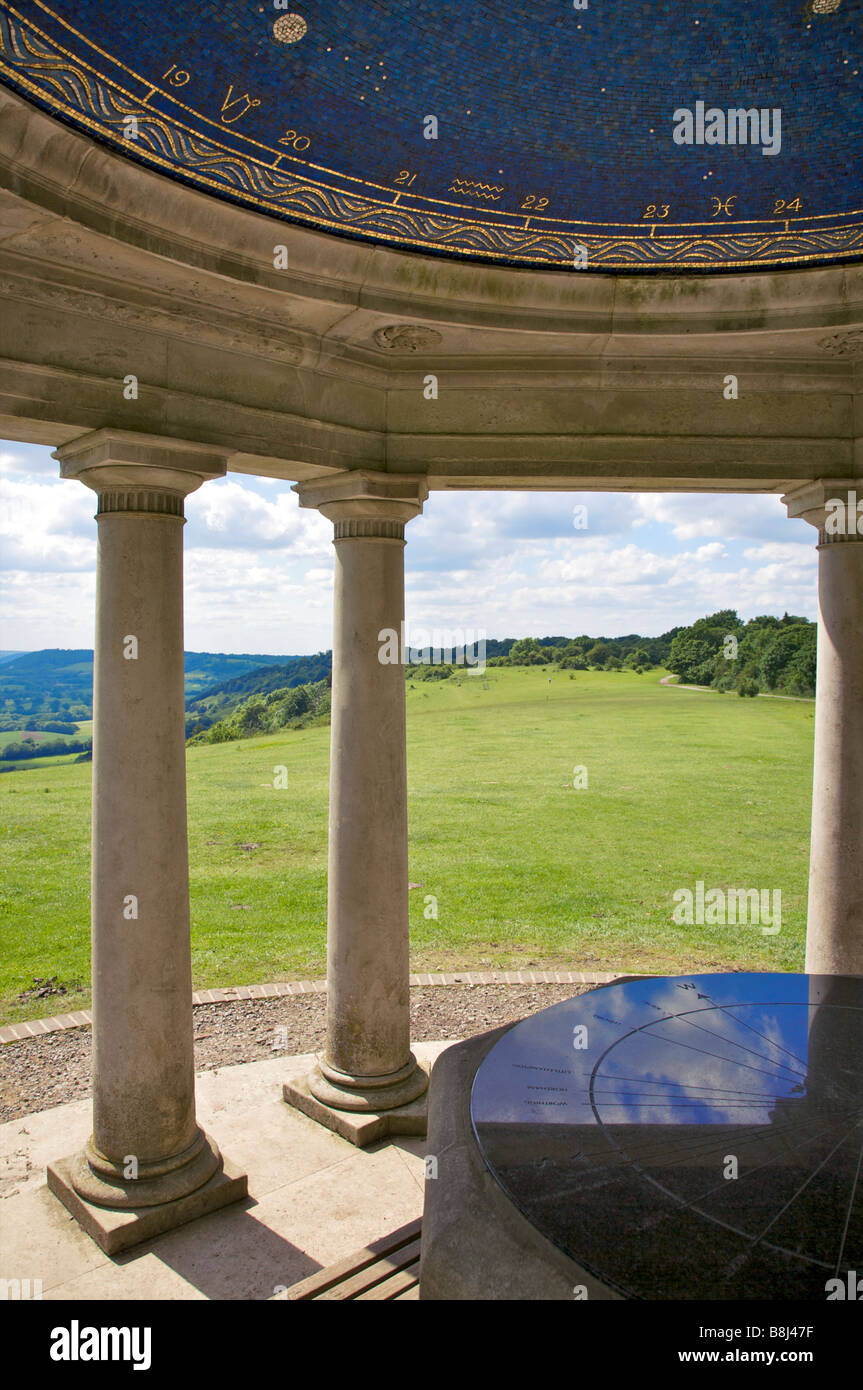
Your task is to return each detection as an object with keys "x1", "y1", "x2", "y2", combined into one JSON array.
[{"x1": 471, "y1": 973, "x2": 863, "y2": 1300}]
